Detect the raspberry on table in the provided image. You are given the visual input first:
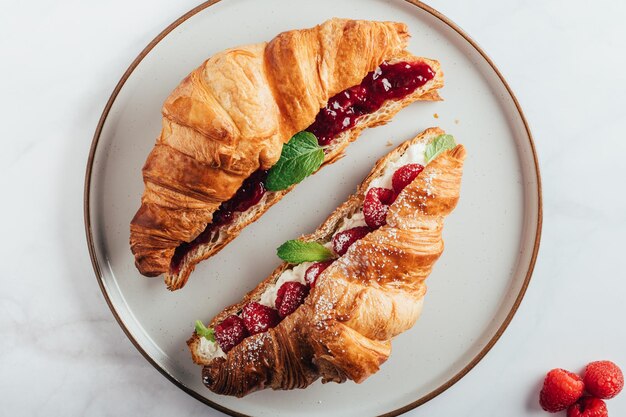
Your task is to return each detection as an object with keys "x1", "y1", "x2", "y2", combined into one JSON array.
[
  {"x1": 584, "y1": 360, "x2": 624, "y2": 399},
  {"x1": 539, "y1": 368, "x2": 585, "y2": 412},
  {"x1": 567, "y1": 396, "x2": 608, "y2": 417}
]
